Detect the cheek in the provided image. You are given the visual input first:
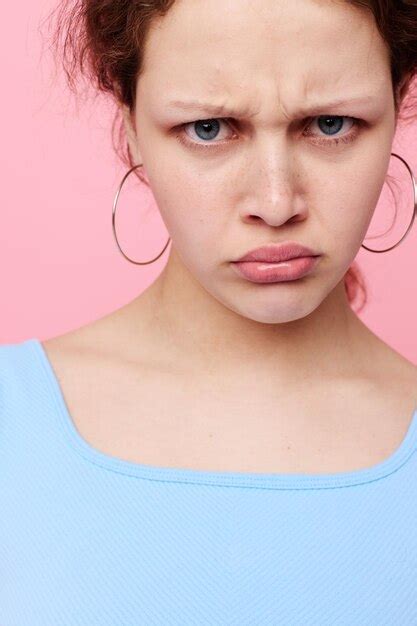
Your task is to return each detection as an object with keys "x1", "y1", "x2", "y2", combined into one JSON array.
[
  {"x1": 145, "y1": 170, "x2": 224, "y2": 261},
  {"x1": 318, "y1": 158, "x2": 389, "y2": 253}
]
